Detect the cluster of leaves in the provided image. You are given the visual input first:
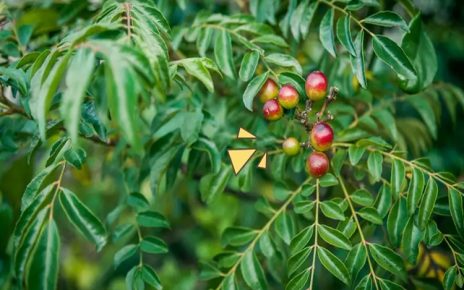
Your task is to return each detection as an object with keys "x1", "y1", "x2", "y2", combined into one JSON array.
[
  {"x1": 11, "y1": 138, "x2": 106, "y2": 290},
  {"x1": 0, "y1": 0, "x2": 463, "y2": 290}
]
